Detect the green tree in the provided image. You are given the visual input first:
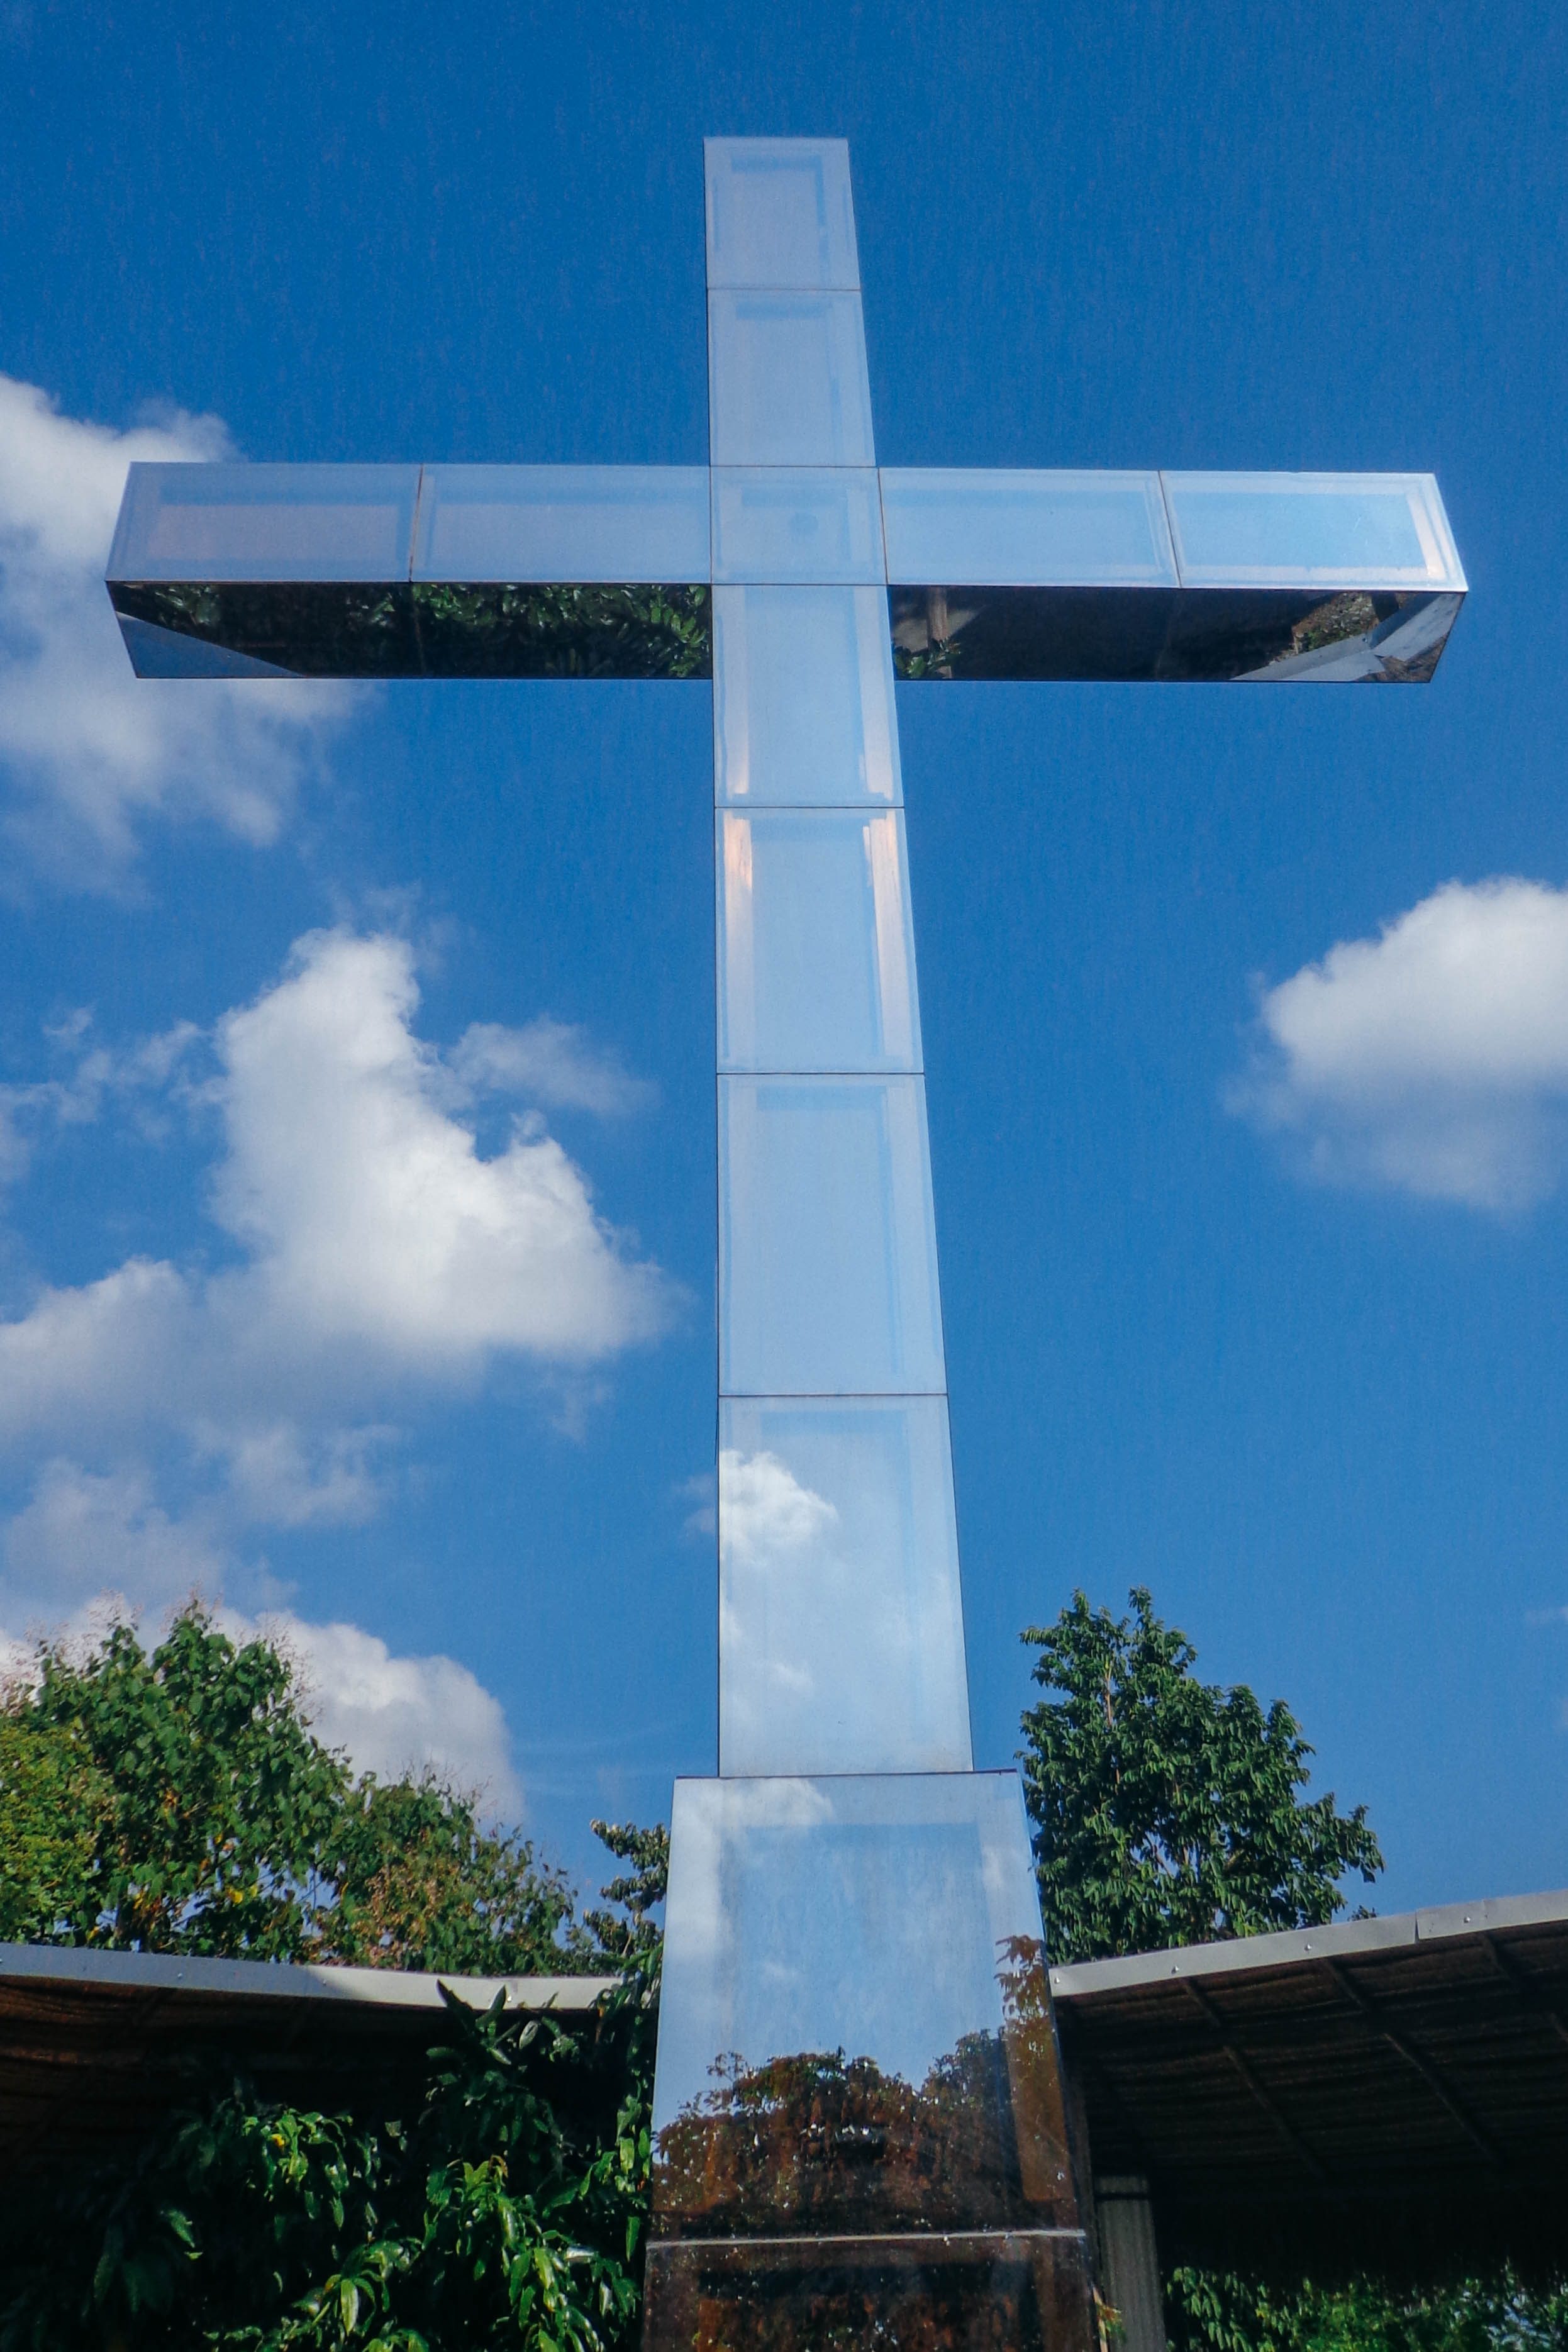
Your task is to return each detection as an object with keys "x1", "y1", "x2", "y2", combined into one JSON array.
[
  {"x1": 320, "y1": 1776, "x2": 589, "y2": 1975},
  {"x1": 0, "y1": 1713, "x2": 110, "y2": 1941},
  {"x1": 0, "y1": 1607, "x2": 606, "y2": 1974},
  {"x1": 582, "y1": 1820, "x2": 668, "y2": 1971},
  {"x1": 13, "y1": 1609, "x2": 349, "y2": 1958},
  {"x1": 1165, "y1": 2262, "x2": 1568, "y2": 2352},
  {"x1": 1020, "y1": 1587, "x2": 1382, "y2": 1963}
]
